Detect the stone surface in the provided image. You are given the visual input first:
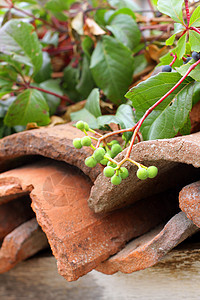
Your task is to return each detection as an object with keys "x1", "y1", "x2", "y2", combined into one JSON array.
[
  {"x1": 0, "y1": 196, "x2": 35, "y2": 240},
  {"x1": 96, "y1": 212, "x2": 199, "y2": 275},
  {"x1": 0, "y1": 159, "x2": 178, "y2": 281},
  {"x1": 89, "y1": 132, "x2": 200, "y2": 213},
  {"x1": 0, "y1": 123, "x2": 103, "y2": 182},
  {"x1": 179, "y1": 180, "x2": 200, "y2": 228},
  {"x1": 0, "y1": 218, "x2": 48, "y2": 273}
]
